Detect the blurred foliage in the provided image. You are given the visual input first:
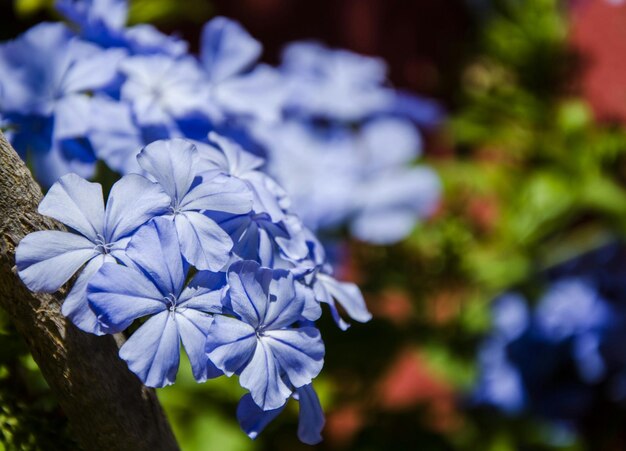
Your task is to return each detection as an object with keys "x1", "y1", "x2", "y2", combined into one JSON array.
[
  {"x1": 127, "y1": 0, "x2": 212, "y2": 25},
  {"x1": 13, "y1": 0, "x2": 53, "y2": 16},
  {"x1": 5, "y1": 0, "x2": 626, "y2": 449}
]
